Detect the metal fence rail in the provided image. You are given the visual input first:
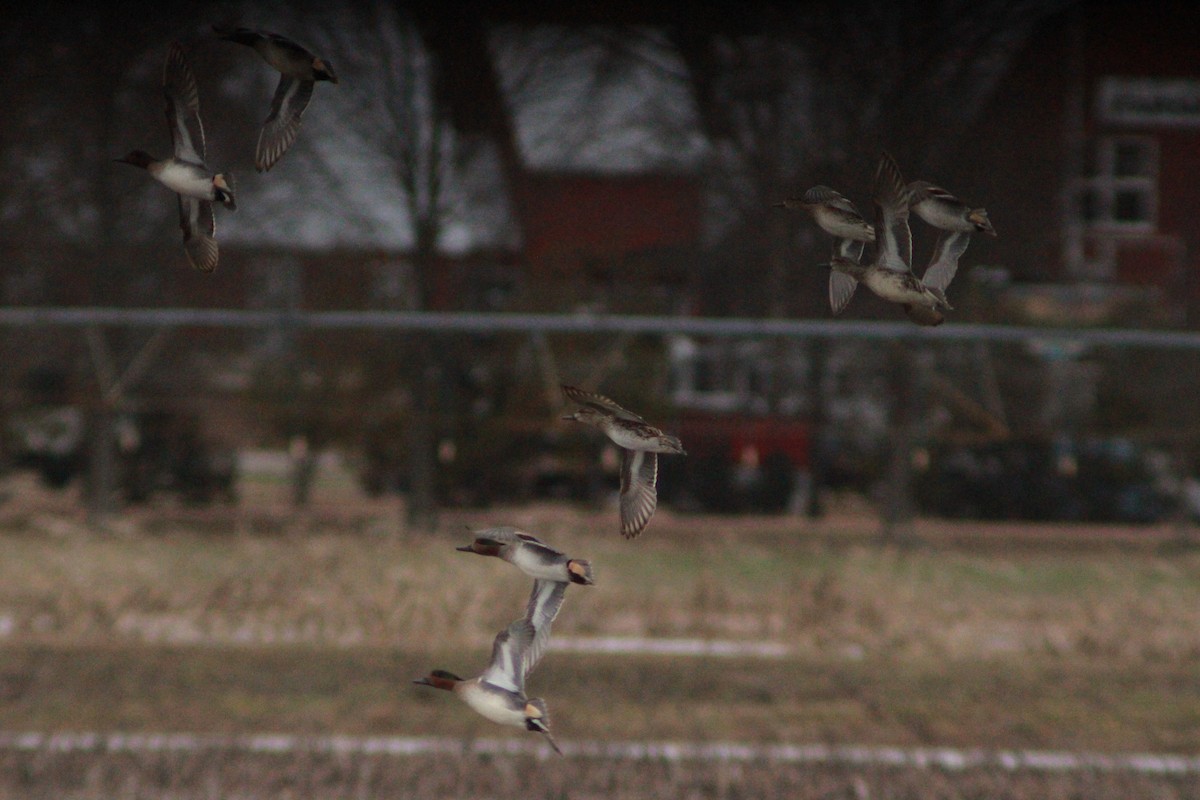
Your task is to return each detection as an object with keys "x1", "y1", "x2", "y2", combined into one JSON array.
[
  {"x1": 4, "y1": 306, "x2": 1198, "y2": 528},
  {"x1": 4, "y1": 306, "x2": 1200, "y2": 349}
]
